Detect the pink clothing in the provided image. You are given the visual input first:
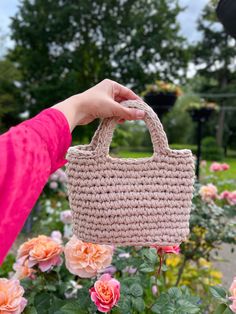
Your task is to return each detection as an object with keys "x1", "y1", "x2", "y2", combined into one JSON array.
[{"x1": 0, "y1": 108, "x2": 71, "y2": 264}]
